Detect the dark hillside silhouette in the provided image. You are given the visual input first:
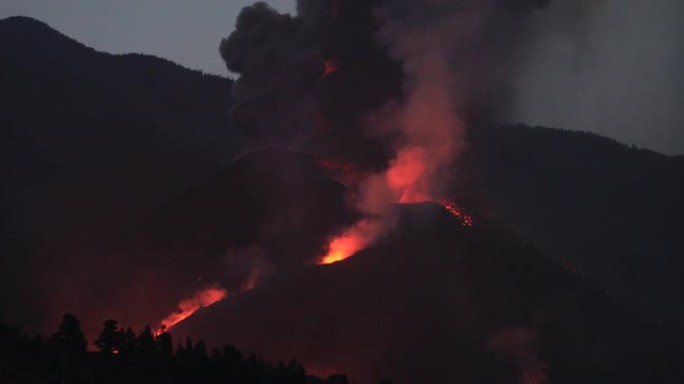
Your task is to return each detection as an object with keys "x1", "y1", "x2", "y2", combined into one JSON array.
[
  {"x1": 174, "y1": 203, "x2": 684, "y2": 383},
  {"x1": 461, "y1": 124, "x2": 684, "y2": 339},
  {"x1": 0, "y1": 16, "x2": 238, "y2": 329},
  {"x1": 78, "y1": 148, "x2": 353, "y2": 340}
]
